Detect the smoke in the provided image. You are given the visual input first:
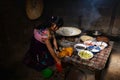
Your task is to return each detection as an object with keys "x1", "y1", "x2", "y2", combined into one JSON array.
[{"x1": 81, "y1": 0, "x2": 114, "y2": 30}]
